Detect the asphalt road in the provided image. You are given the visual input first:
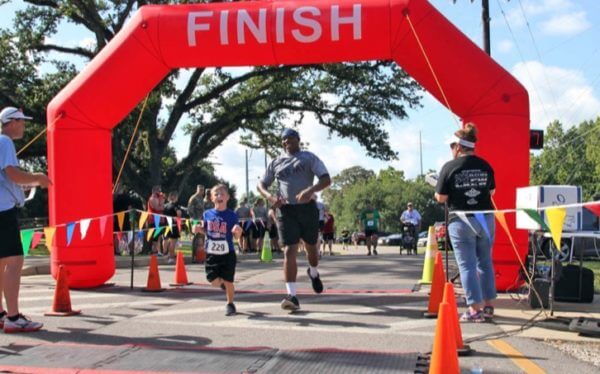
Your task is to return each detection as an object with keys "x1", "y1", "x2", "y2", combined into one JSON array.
[{"x1": 0, "y1": 246, "x2": 598, "y2": 373}]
